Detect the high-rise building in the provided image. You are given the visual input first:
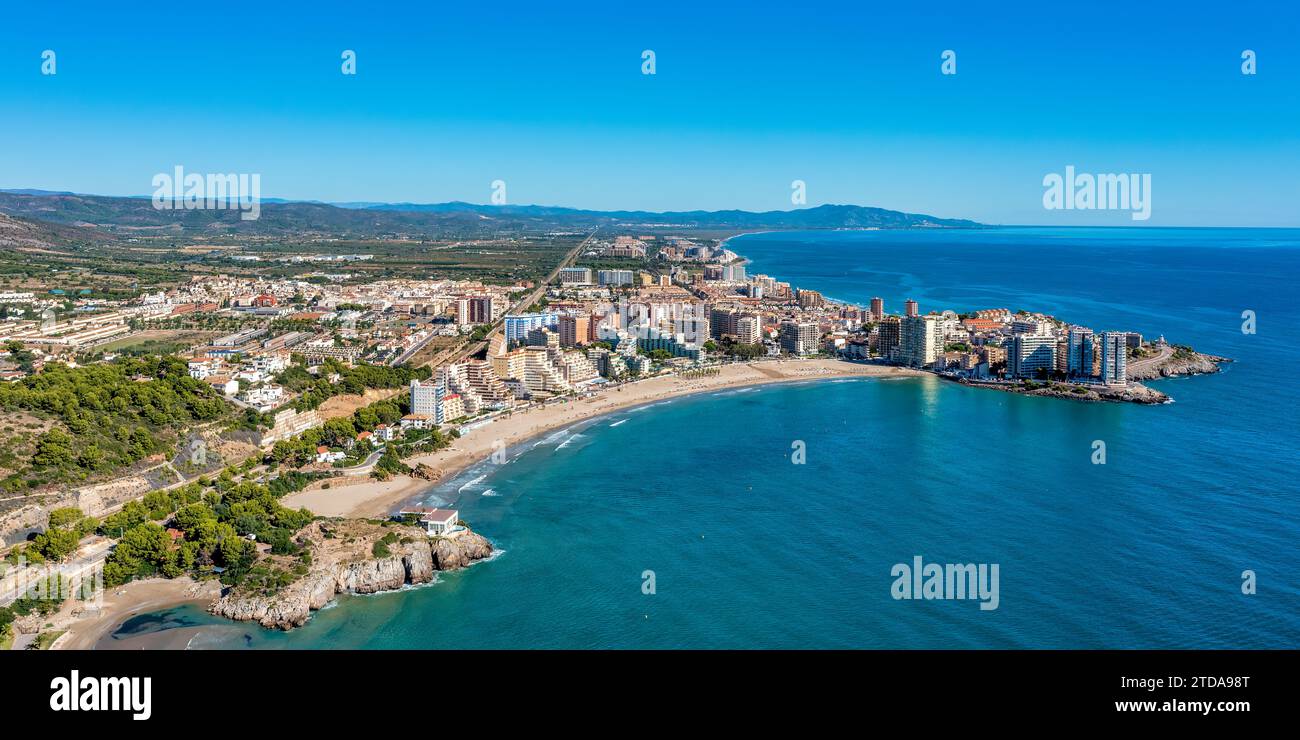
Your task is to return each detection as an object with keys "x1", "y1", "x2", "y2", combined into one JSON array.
[
  {"x1": 558, "y1": 314, "x2": 590, "y2": 348},
  {"x1": 870, "y1": 297, "x2": 884, "y2": 321},
  {"x1": 1007, "y1": 333, "x2": 1057, "y2": 378},
  {"x1": 598, "y1": 269, "x2": 634, "y2": 286},
  {"x1": 797, "y1": 289, "x2": 824, "y2": 308},
  {"x1": 779, "y1": 320, "x2": 820, "y2": 356},
  {"x1": 558, "y1": 267, "x2": 593, "y2": 285},
  {"x1": 898, "y1": 315, "x2": 942, "y2": 367},
  {"x1": 876, "y1": 316, "x2": 902, "y2": 359},
  {"x1": 467, "y1": 295, "x2": 493, "y2": 324},
  {"x1": 721, "y1": 263, "x2": 746, "y2": 282},
  {"x1": 709, "y1": 306, "x2": 740, "y2": 339},
  {"x1": 1066, "y1": 327, "x2": 1095, "y2": 378},
  {"x1": 1099, "y1": 331, "x2": 1128, "y2": 385},
  {"x1": 736, "y1": 315, "x2": 761, "y2": 344},
  {"x1": 503, "y1": 313, "x2": 557, "y2": 344},
  {"x1": 409, "y1": 378, "x2": 443, "y2": 421},
  {"x1": 904, "y1": 299, "x2": 919, "y2": 318}
]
